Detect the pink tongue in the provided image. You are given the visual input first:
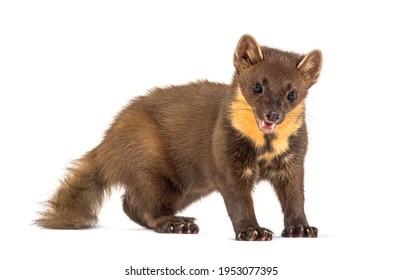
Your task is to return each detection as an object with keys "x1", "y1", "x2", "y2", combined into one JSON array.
[
  {"x1": 263, "y1": 121, "x2": 273, "y2": 129},
  {"x1": 260, "y1": 120, "x2": 275, "y2": 132}
]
